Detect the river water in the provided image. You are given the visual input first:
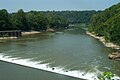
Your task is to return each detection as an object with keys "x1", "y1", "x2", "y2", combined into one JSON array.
[{"x1": 0, "y1": 28, "x2": 120, "y2": 80}]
